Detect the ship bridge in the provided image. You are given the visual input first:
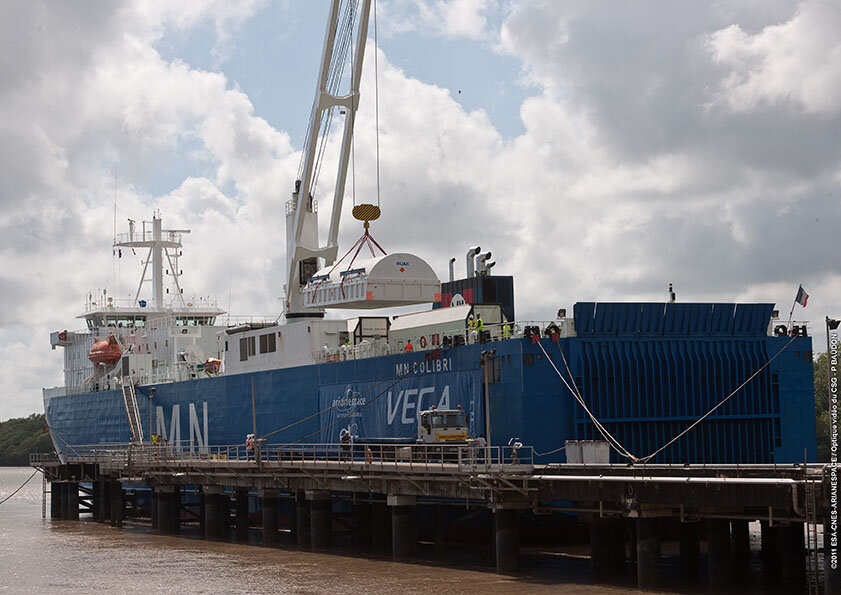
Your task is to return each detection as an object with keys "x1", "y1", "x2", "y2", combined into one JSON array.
[{"x1": 301, "y1": 252, "x2": 440, "y2": 309}]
